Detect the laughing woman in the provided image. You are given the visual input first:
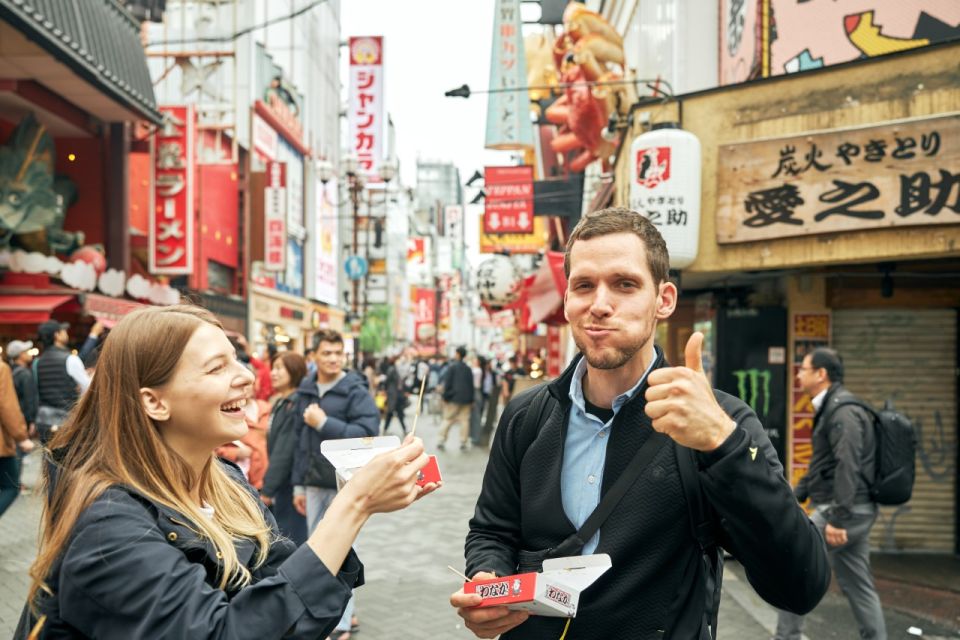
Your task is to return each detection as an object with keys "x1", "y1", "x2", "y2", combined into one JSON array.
[{"x1": 17, "y1": 305, "x2": 433, "y2": 639}]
